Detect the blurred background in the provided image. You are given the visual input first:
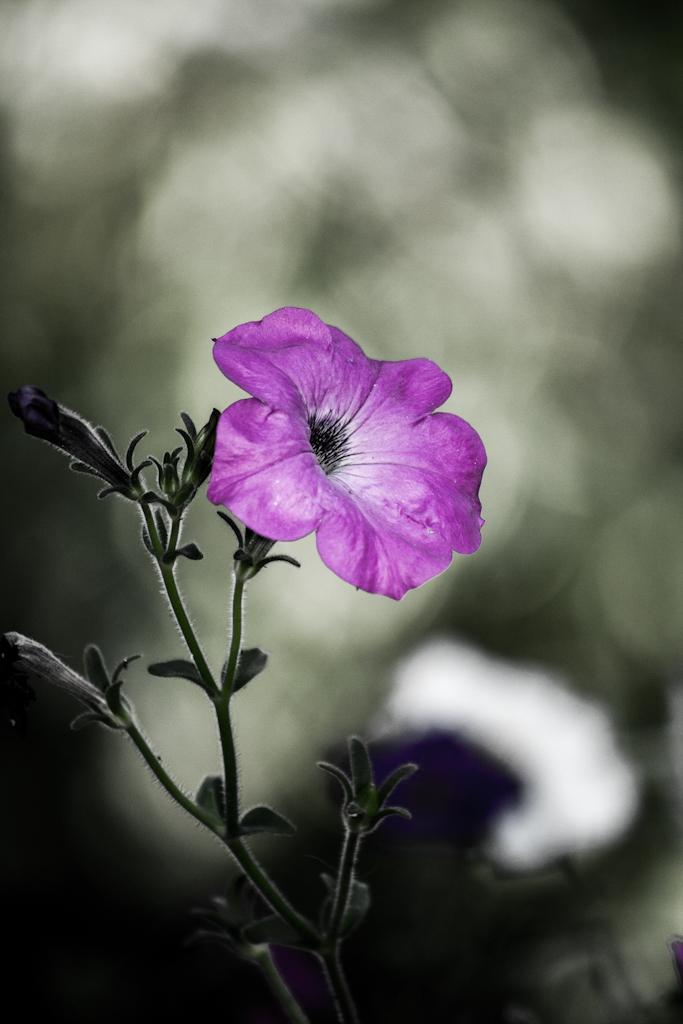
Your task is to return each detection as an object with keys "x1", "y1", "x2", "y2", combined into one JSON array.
[{"x1": 1, "y1": 0, "x2": 682, "y2": 1020}]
